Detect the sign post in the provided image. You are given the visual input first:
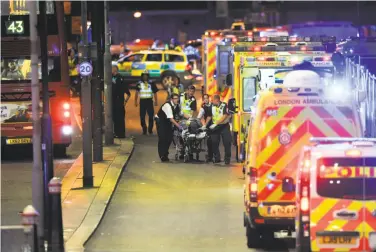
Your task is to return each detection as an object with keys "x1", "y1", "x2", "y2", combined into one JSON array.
[{"x1": 80, "y1": 1, "x2": 94, "y2": 188}]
